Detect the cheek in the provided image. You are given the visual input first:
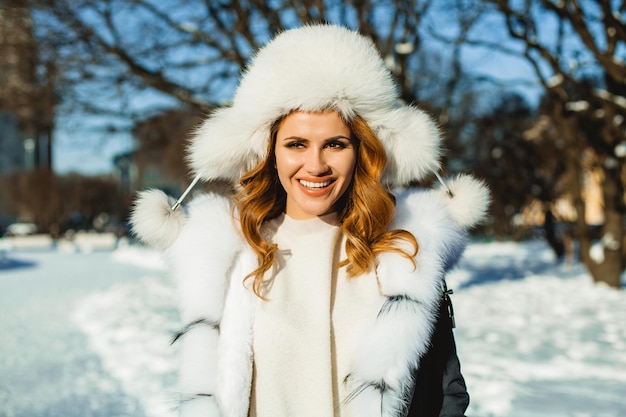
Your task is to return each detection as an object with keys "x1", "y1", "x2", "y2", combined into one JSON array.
[
  {"x1": 274, "y1": 151, "x2": 296, "y2": 187},
  {"x1": 340, "y1": 152, "x2": 357, "y2": 182},
  {"x1": 275, "y1": 151, "x2": 300, "y2": 175}
]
